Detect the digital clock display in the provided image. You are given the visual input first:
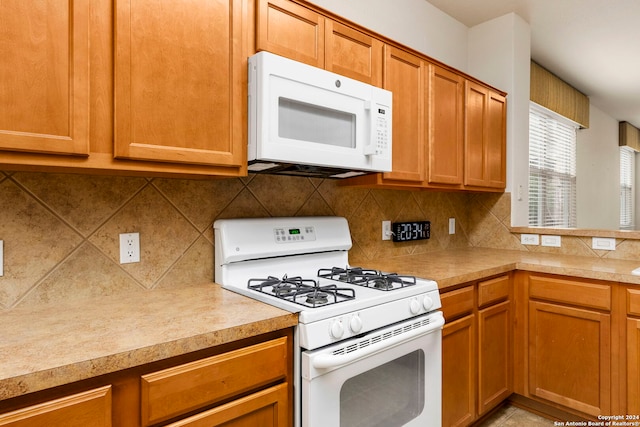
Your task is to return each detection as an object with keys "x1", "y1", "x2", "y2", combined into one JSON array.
[
  {"x1": 392, "y1": 221, "x2": 430, "y2": 242},
  {"x1": 289, "y1": 228, "x2": 301, "y2": 235}
]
